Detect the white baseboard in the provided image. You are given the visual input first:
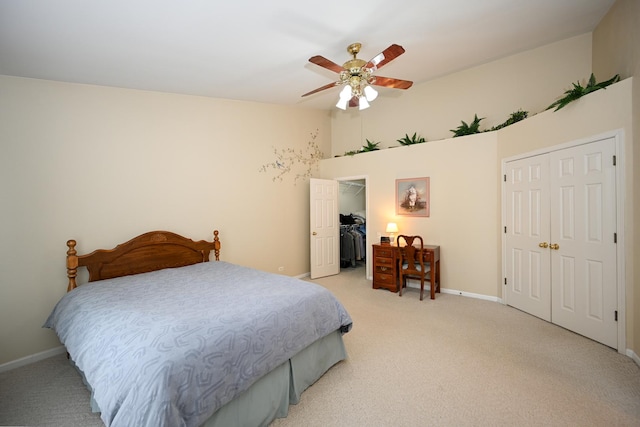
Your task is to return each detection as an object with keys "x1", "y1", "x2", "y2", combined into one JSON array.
[
  {"x1": 439, "y1": 288, "x2": 501, "y2": 303},
  {"x1": 404, "y1": 281, "x2": 501, "y2": 303},
  {"x1": 0, "y1": 346, "x2": 66, "y2": 373},
  {"x1": 627, "y1": 349, "x2": 640, "y2": 367}
]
